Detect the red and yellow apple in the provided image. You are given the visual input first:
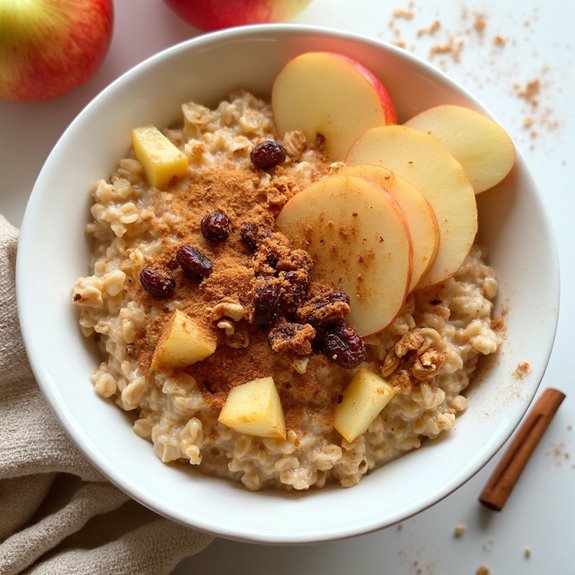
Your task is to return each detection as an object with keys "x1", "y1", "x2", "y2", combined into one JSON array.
[
  {"x1": 163, "y1": 0, "x2": 311, "y2": 31},
  {"x1": 272, "y1": 51, "x2": 396, "y2": 160},
  {"x1": 0, "y1": 0, "x2": 113, "y2": 102}
]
